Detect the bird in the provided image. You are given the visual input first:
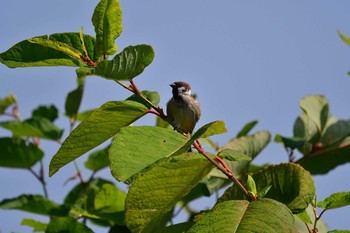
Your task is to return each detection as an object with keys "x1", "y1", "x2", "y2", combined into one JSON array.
[{"x1": 166, "y1": 81, "x2": 201, "y2": 135}]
